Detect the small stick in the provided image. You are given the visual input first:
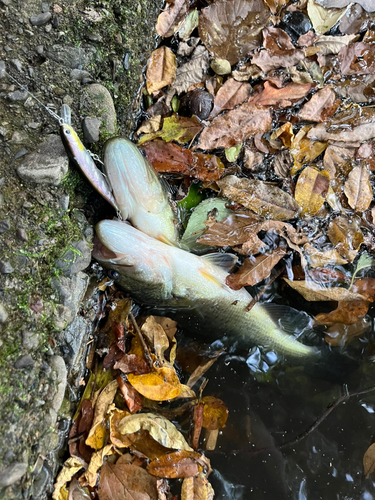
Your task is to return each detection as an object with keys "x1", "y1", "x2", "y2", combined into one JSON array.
[
  {"x1": 129, "y1": 312, "x2": 153, "y2": 368},
  {"x1": 246, "y1": 266, "x2": 285, "y2": 311}
]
